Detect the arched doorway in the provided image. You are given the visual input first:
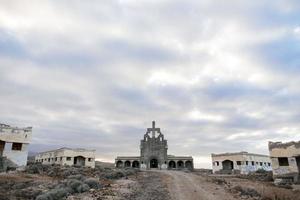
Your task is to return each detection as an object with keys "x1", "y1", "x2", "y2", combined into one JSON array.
[
  {"x1": 150, "y1": 159, "x2": 158, "y2": 168},
  {"x1": 116, "y1": 161, "x2": 123, "y2": 168},
  {"x1": 177, "y1": 160, "x2": 184, "y2": 169},
  {"x1": 132, "y1": 161, "x2": 140, "y2": 168},
  {"x1": 185, "y1": 161, "x2": 193, "y2": 169},
  {"x1": 168, "y1": 161, "x2": 176, "y2": 169},
  {"x1": 74, "y1": 156, "x2": 85, "y2": 167},
  {"x1": 124, "y1": 160, "x2": 131, "y2": 167},
  {"x1": 222, "y1": 160, "x2": 234, "y2": 170}
]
